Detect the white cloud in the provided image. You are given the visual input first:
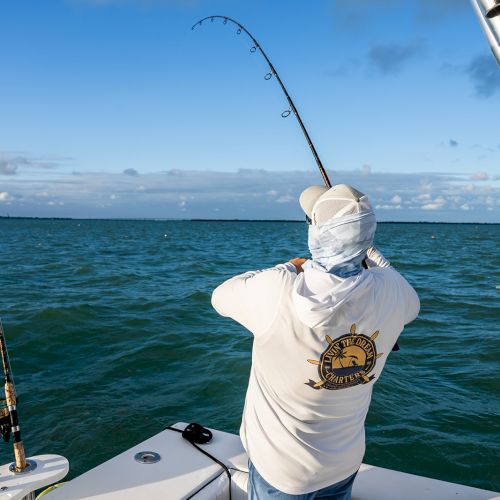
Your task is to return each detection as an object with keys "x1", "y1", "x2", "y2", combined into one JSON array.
[
  {"x1": 0, "y1": 168, "x2": 498, "y2": 222},
  {"x1": 276, "y1": 194, "x2": 295, "y2": 204},
  {"x1": 420, "y1": 181, "x2": 433, "y2": 192},
  {"x1": 416, "y1": 193, "x2": 431, "y2": 201},
  {"x1": 422, "y1": 202, "x2": 444, "y2": 210},
  {"x1": 376, "y1": 204, "x2": 401, "y2": 210},
  {"x1": 471, "y1": 171, "x2": 489, "y2": 181}
]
